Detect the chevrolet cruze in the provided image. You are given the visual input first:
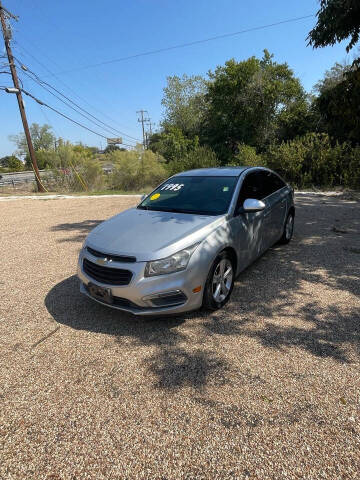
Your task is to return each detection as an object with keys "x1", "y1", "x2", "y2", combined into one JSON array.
[{"x1": 77, "y1": 167, "x2": 295, "y2": 315}]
